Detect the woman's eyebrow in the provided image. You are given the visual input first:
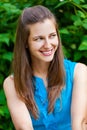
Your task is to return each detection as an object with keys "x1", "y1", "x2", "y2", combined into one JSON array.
[{"x1": 32, "y1": 32, "x2": 57, "y2": 39}]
